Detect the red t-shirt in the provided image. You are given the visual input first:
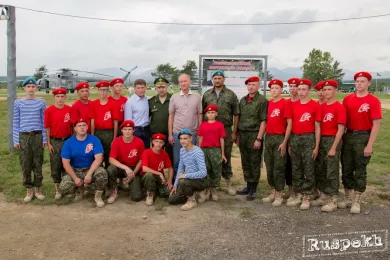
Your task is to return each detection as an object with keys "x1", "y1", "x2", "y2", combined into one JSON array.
[
  {"x1": 44, "y1": 105, "x2": 72, "y2": 138},
  {"x1": 88, "y1": 99, "x2": 119, "y2": 130},
  {"x1": 198, "y1": 121, "x2": 226, "y2": 148},
  {"x1": 343, "y1": 93, "x2": 382, "y2": 131},
  {"x1": 141, "y1": 148, "x2": 172, "y2": 176},
  {"x1": 292, "y1": 99, "x2": 322, "y2": 135},
  {"x1": 108, "y1": 95, "x2": 128, "y2": 123},
  {"x1": 71, "y1": 100, "x2": 91, "y2": 132},
  {"x1": 266, "y1": 98, "x2": 292, "y2": 135},
  {"x1": 321, "y1": 101, "x2": 346, "y2": 136},
  {"x1": 109, "y1": 136, "x2": 144, "y2": 167}
]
